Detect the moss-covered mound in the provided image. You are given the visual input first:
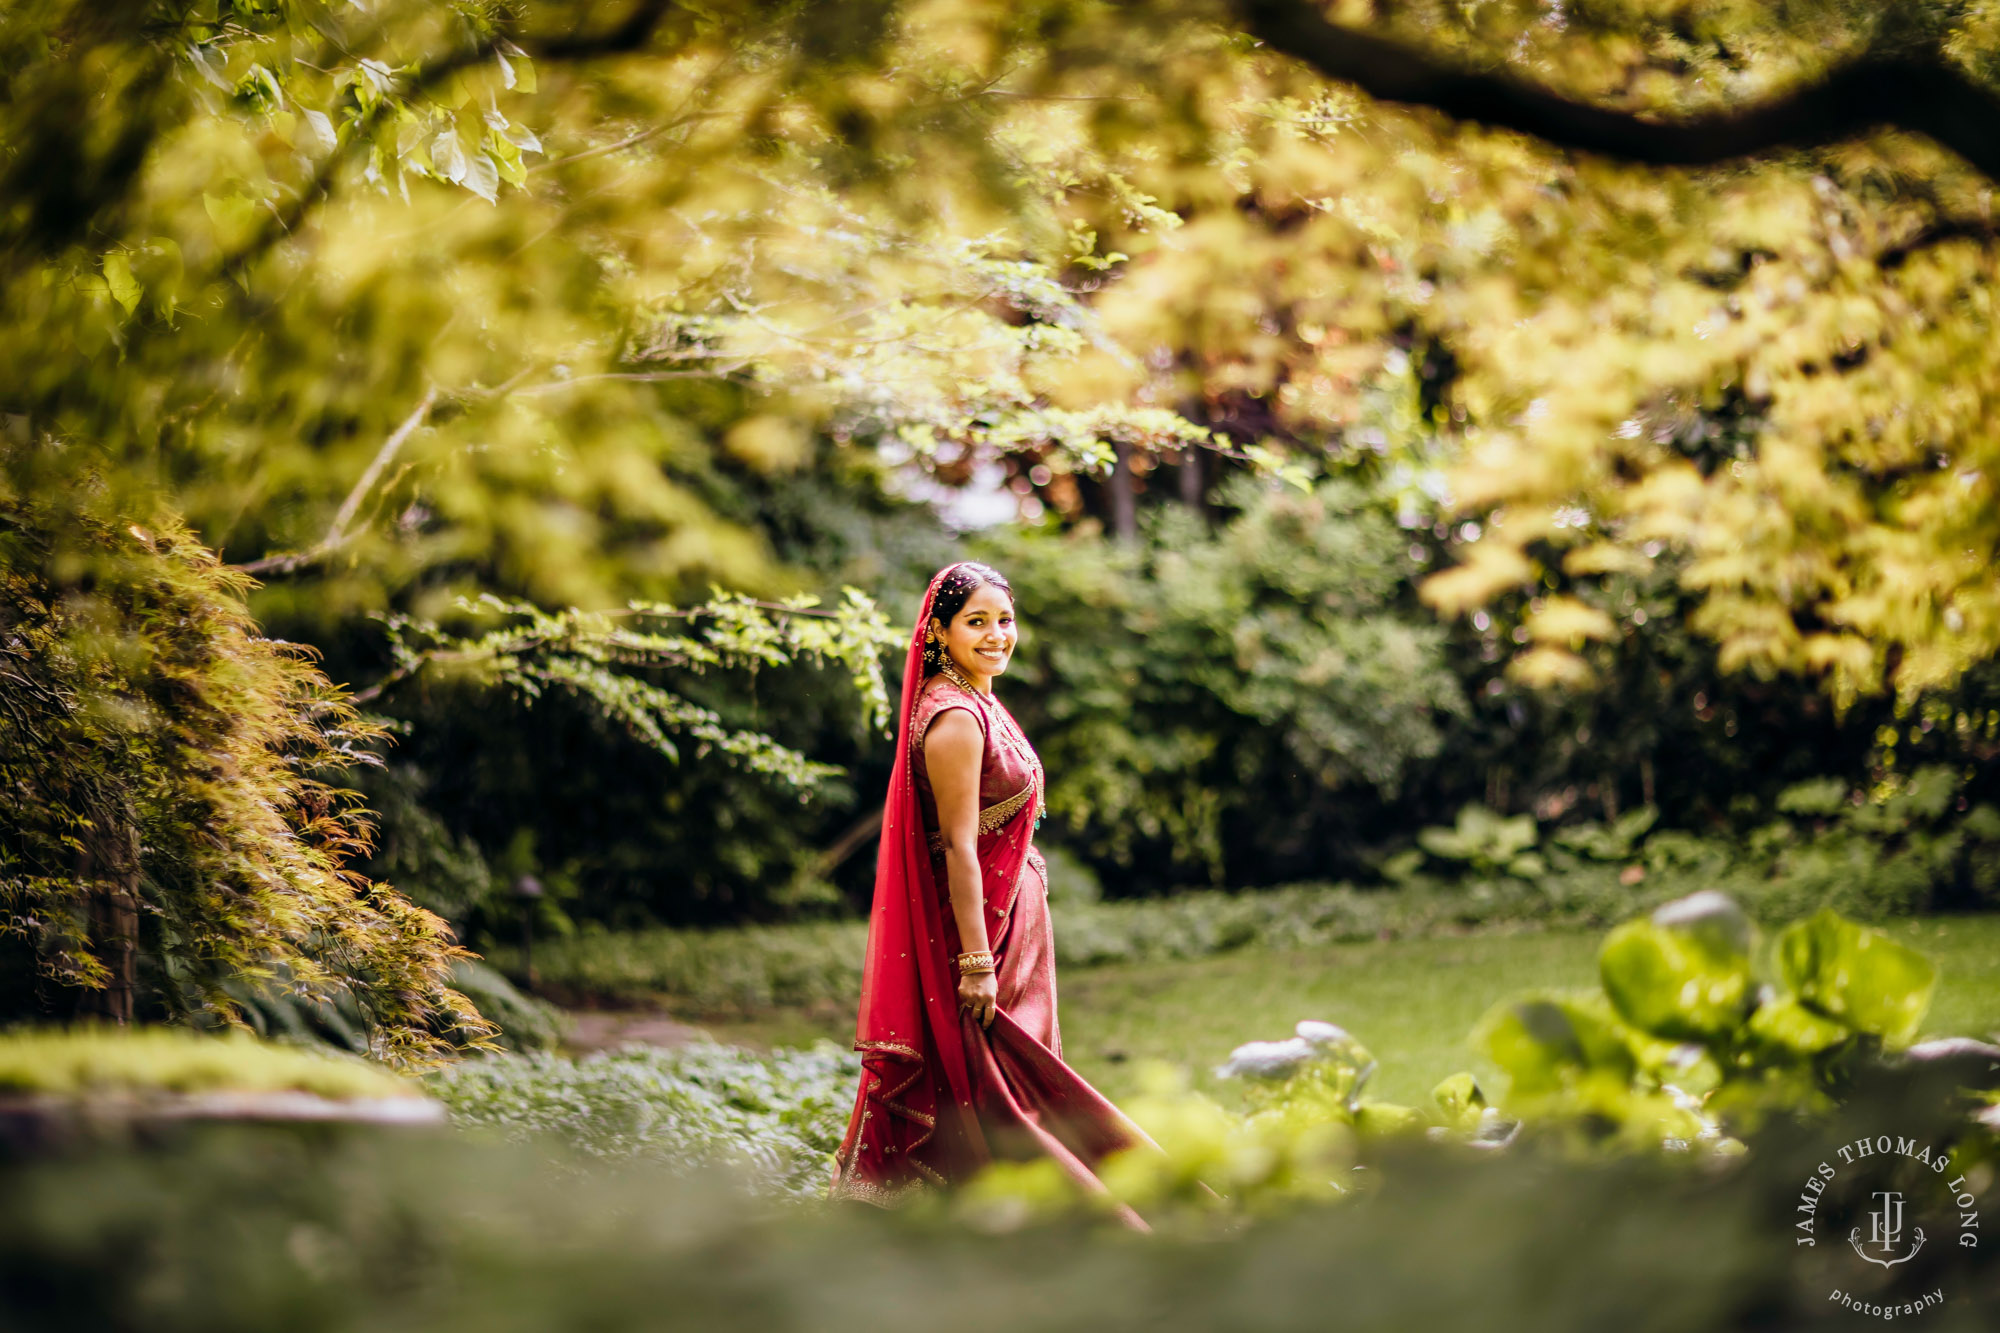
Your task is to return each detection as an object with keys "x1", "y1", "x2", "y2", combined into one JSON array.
[{"x1": 0, "y1": 1026, "x2": 422, "y2": 1101}]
